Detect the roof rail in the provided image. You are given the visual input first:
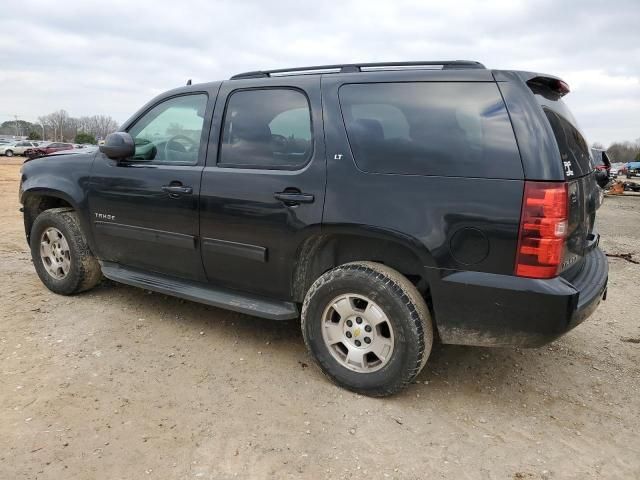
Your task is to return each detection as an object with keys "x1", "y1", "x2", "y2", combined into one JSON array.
[{"x1": 230, "y1": 60, "x2": 485, "y2": 80}]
